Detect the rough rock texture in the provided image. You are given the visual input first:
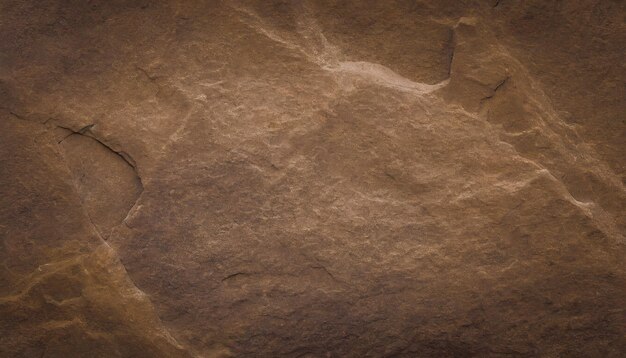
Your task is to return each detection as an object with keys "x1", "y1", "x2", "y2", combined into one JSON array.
[{"x1": 1, "y1": 1, "x2": 625, "y2": 357}]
